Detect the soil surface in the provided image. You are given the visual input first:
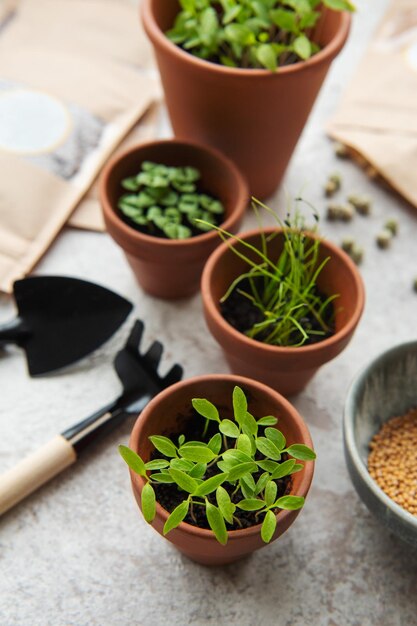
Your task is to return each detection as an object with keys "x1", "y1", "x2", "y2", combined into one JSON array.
[
  {"x1": 152, "y1": 411, "x2": 293, "y2": 531},
  {"x1": 221, "y1": 277, "x2": 335, "y2": 346}
]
